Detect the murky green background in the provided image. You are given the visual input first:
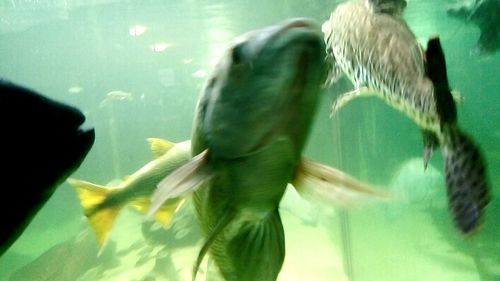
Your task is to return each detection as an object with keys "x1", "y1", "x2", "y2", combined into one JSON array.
[{"x1": 0, "y1": 0, "x2": 498, "y2": 280}]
